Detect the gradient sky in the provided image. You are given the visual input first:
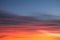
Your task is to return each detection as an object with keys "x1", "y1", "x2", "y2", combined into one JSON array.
[{"x1": 0, "y1": 0, "x2": 60, "y2": 16}]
